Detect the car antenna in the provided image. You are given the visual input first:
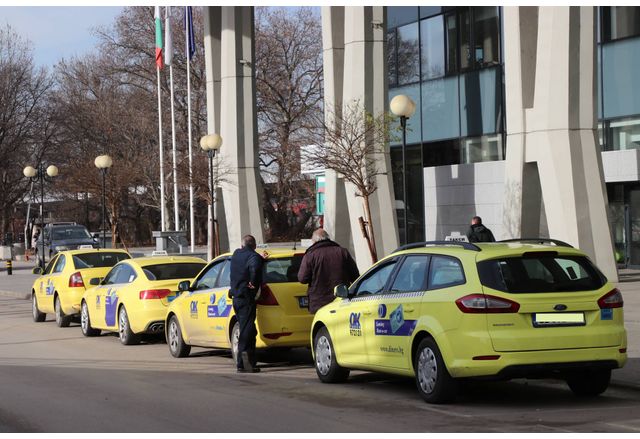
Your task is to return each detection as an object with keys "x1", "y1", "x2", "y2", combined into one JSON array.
[{"x1": 293, "y1": 238, "x2": 297, "y2": 251}]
